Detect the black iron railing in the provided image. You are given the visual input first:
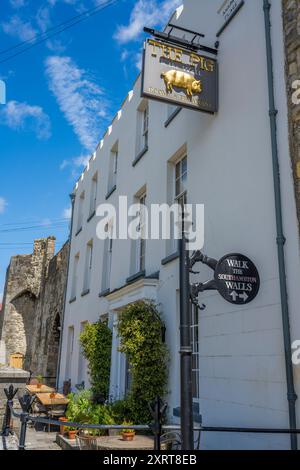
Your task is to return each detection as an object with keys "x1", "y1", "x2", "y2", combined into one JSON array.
[{"x1": 2, "y1": 385, "x2": 300, "y2": 451}]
